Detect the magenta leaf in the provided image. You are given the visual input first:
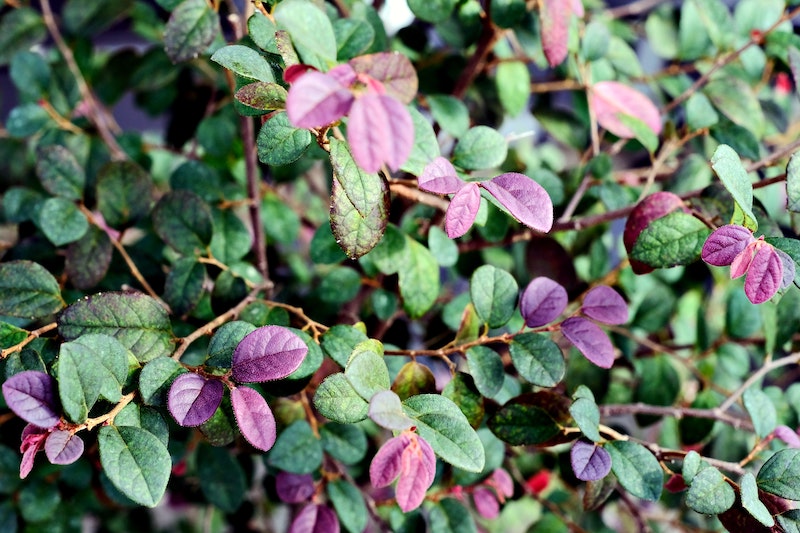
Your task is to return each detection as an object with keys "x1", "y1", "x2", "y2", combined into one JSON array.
[
  {"x1": 347, "y1": 93, "x2": 414, "y2": 172},
  {"x1": 773, "y1": 426, "x2": 800, "y2": 448},
  {"x1": 473, "y1": 487, "x2": 500, "y2": 519},
  {"x1": 489, "y1": 468, "x2": 514, "y2": 499},
  {"x1": 232, "y1": 325, "x2": 308, "y2": 383},
  {"x1": 570, "y1": 439, "x2": 612, "y2": 481},
  {"x1": 590, "y1": 81, "x2": 662, "y2": 138},
  {"x1": 231, "y1": 386, "x2": 277, "y2": 452},
  {"x1": 519, "y1": 277, "x2": 568, "y2": 327},
  {"x1": 396, "y1": 435, "x2": 436, "y2": 512},
  {"x1": 540, "y1": 0, "x2": 571, "y2": 67},
  {"x1": 419, "y1": 157, "x2": 464, "y2": 195},
  {"x1": 445, "y1": 183, "x2": 481, "y2": 238},
  {"x1": 370, "y1": 434, "x2": 409, "y2": 487},
  {"x1": 701, "y1": 225, "x2": 755, "y2": 267},
  {"x1": 730, "y1": 242, "x2": 756, "y2": 279},
  {"x1": 561, "y1": 317, "x2": 615, "y2": 368},
  {"x1": 285, "y1": 70, "x2": 353, "y2": 129},
  {"x1": 326, "y1": 63, "x2": 357, "y2": 87},
  {"x1": 481, "y1": 173, "x2": 554, "y2": 233},
  {"x1": 744, "y1": 244, "x2": 783, "y2": 304},
  {"x1": 167, "y1": 373, "x2": 224, "y2": 427},
  {"x1": 349, "y1": 52, "x2": 418, "y2": 104},
  {"x1": 2, "y1": 370, "x2": 60, "y2": 428},
  {"x1": 581, "y1": 286, "x2": 628, "y2": 325},
  {"x1": 276, "y1": 472, "x2": 316, "y2": 503},
  {"x1": 19, "y1": 424, "x2": 48, "y2": 479},
  {"x1": 44, "y1": 429, "x2": 84, "y2": 465},
  {"x1": 289, "y1": 504, "x2": 340, "y2": 533}
]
